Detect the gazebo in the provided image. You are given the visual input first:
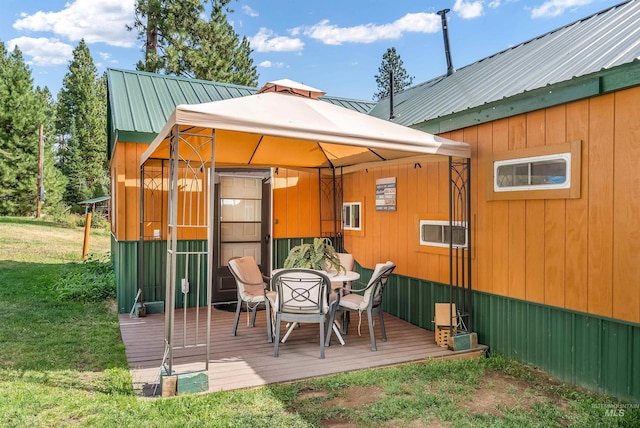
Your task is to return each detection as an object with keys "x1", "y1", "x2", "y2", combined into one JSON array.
[{"x1": 138, "y1": 80, "x2": 472, "y2": 388}]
